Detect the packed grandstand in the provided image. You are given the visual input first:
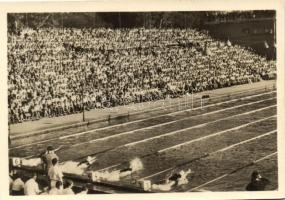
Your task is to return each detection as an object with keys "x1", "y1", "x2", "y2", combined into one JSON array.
[{"x1": 8, "y1": 27, "x2": 276, "y2": 123}]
